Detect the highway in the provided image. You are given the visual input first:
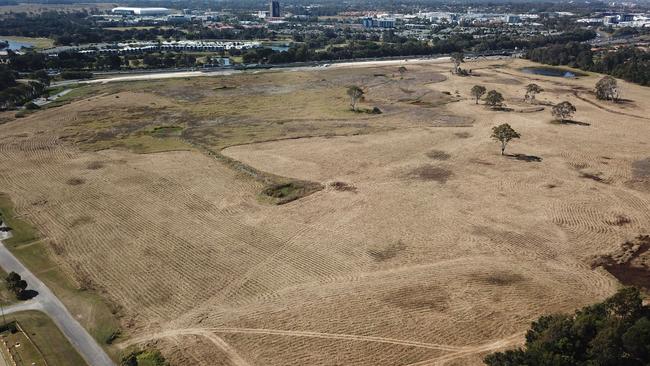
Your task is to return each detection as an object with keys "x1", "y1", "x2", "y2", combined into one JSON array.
[{"x1": 51, "y1": 52, "x2": 518, "y2": 86}]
